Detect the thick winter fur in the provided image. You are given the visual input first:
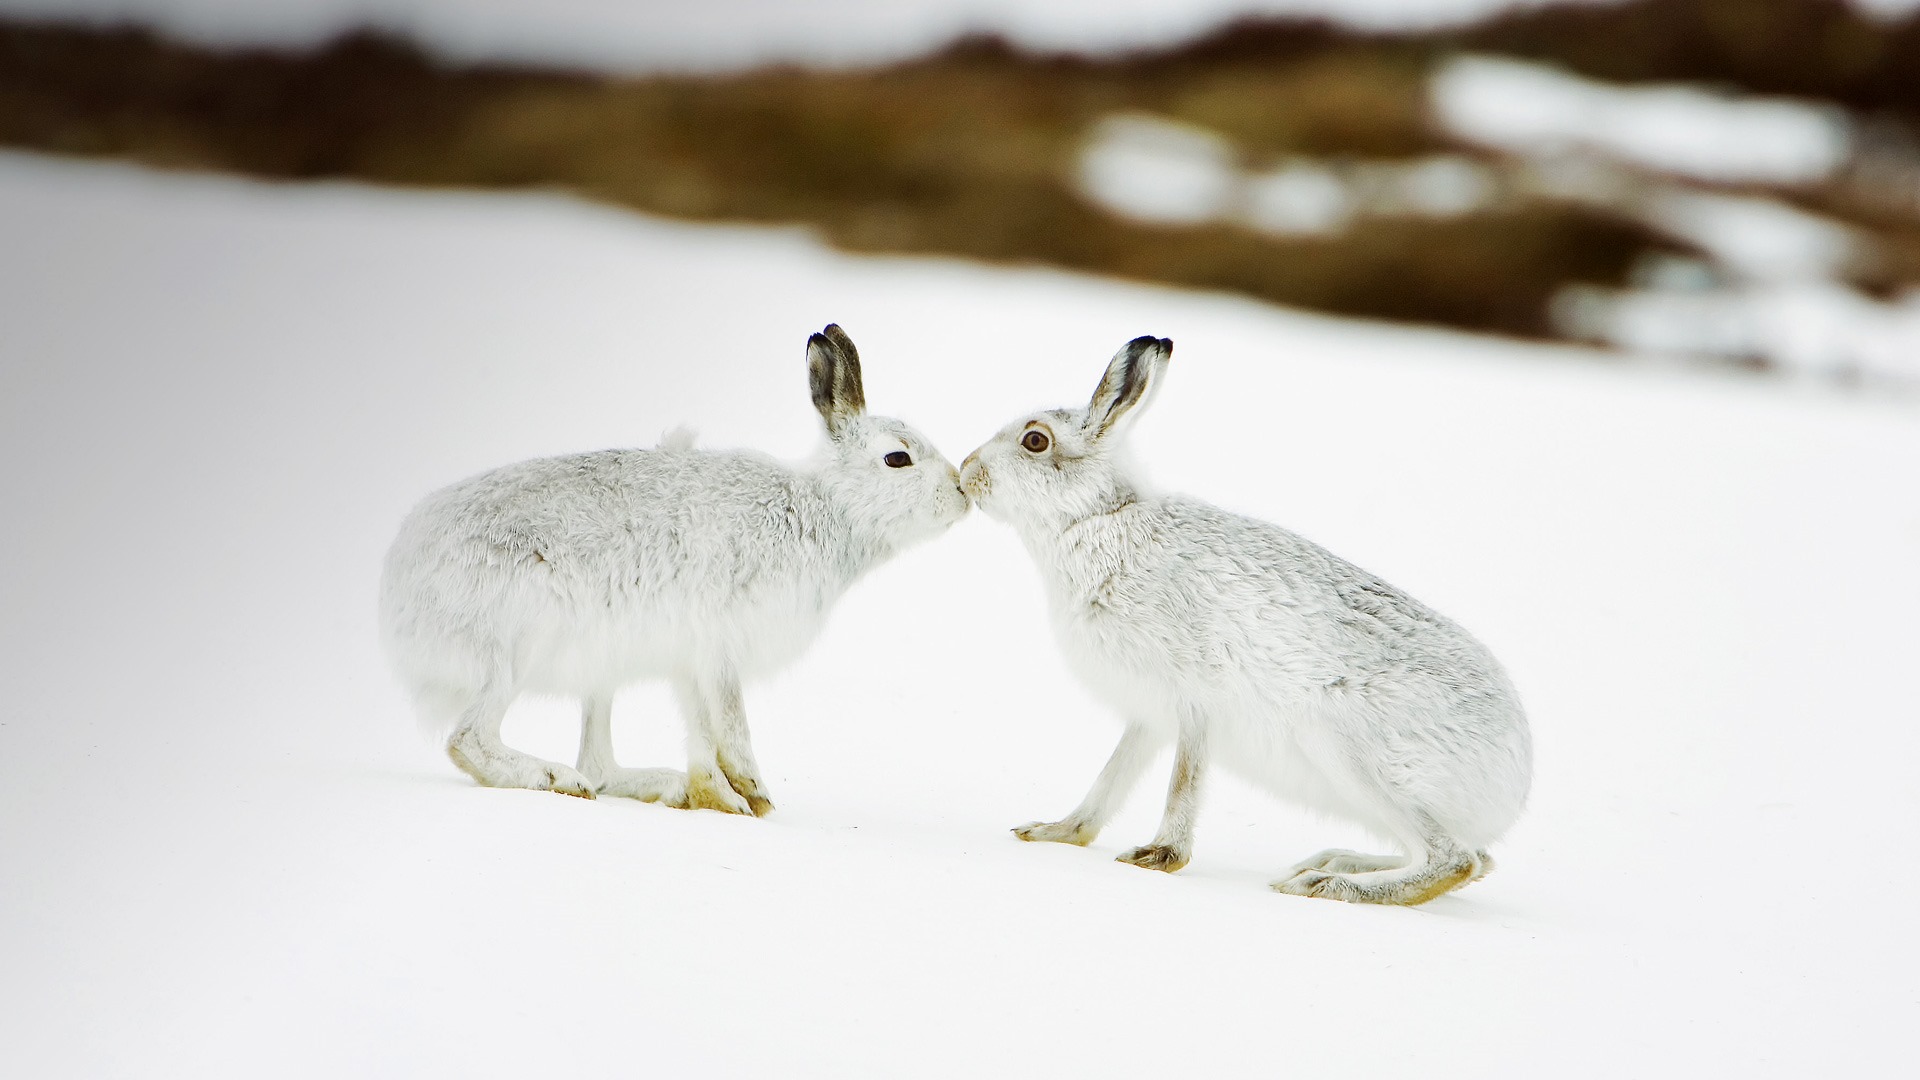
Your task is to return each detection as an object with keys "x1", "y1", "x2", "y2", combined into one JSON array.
[
  {"x1": 961, "y1": 337, "x2": 1532, "y2": 905},
  {"x1": 381, "y1": 325, "x2": 969, "y2": 812}
]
